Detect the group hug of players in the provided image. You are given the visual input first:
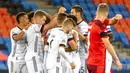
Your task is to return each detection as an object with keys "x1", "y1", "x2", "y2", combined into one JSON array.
[{"x1": 8, "y1": 3, "x2": 123, "y2": 73}]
